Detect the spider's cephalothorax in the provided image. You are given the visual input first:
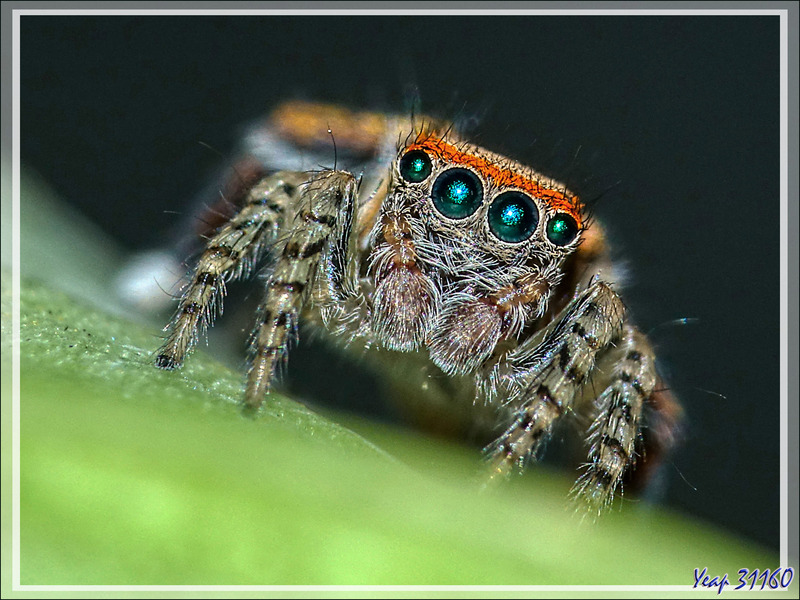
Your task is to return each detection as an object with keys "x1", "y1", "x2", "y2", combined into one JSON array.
[{"x1": 155, "y1": 101, "x2": 681, "y2": 512}]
